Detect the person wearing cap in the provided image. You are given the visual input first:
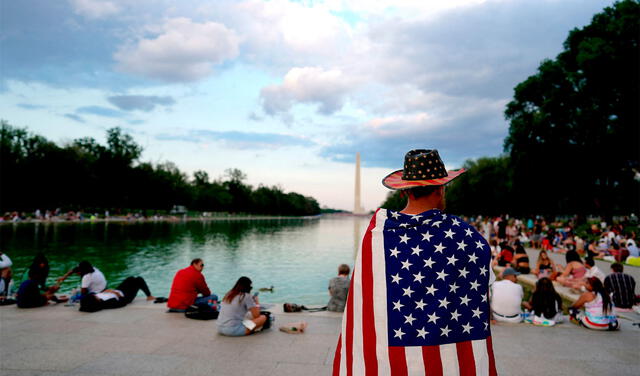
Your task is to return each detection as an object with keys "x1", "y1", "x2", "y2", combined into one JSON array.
[
  {"x1": 167, "y1": 258, "x2": 217, "y2": 311},
  {"x1": 56, "y1": 260, "x2": 107, "y2": 296},
  {"x1": 490, "y1": 268, "x2": 524, "y2": 323},
  {"x1": 333, "y1": 149, "x2": 497, "y2": 376}
]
